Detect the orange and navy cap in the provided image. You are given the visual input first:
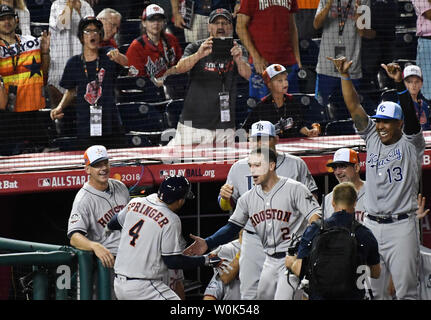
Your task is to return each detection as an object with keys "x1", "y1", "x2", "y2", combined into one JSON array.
[
  {"x1": 262, "y1": 64, "x2": 287, "y2": 85},
  {"x1": 84, "y1": 145, "x2": 109, "y2": 166},
  {"x1": 326, "y1": 148, "x2": 359, "y2": 168}
]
